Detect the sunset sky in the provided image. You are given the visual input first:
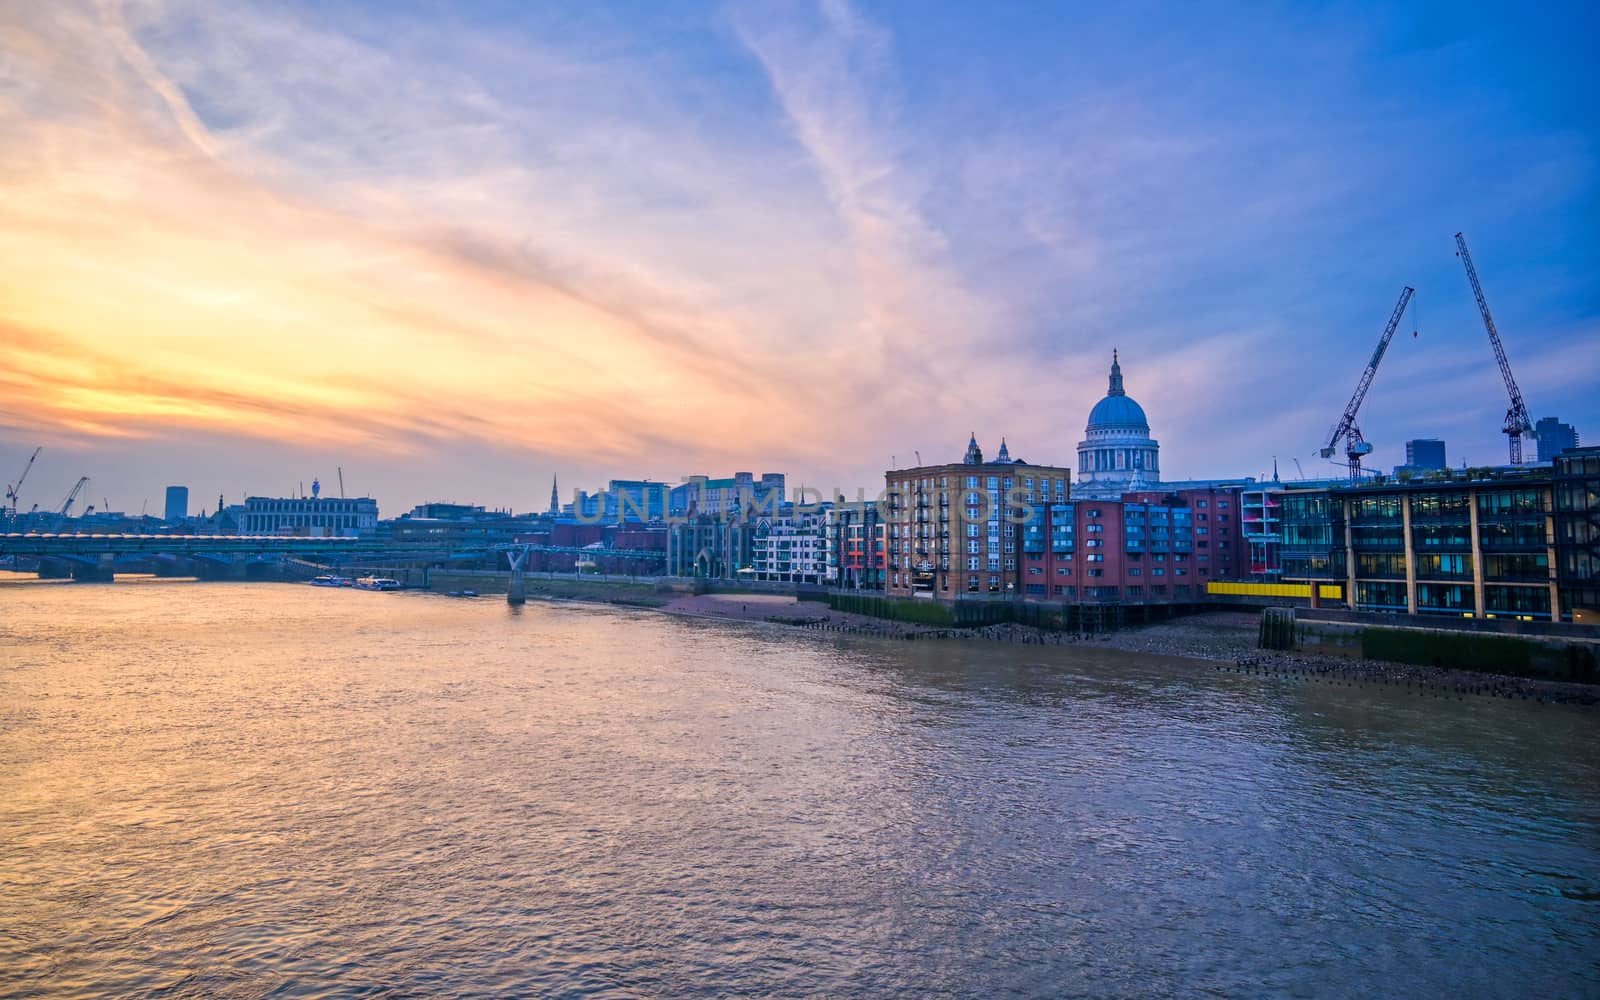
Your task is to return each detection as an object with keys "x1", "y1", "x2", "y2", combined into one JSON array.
[{"x1": 1, "y1": 0, "x2": 1595, "y2": 515}]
